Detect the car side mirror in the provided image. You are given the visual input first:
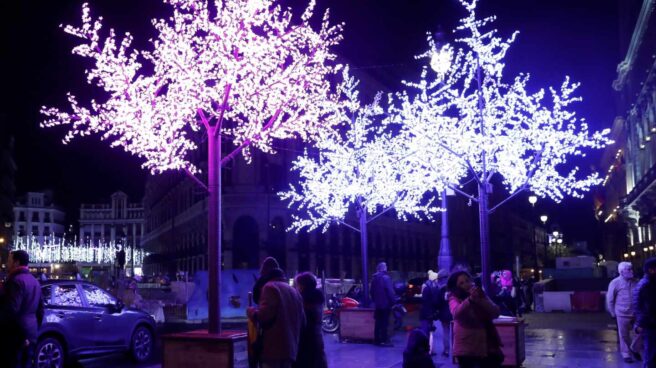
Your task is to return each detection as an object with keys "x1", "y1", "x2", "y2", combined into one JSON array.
[{"x1": 112, "y1": 300, "x2": 125, "y2": 314}]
